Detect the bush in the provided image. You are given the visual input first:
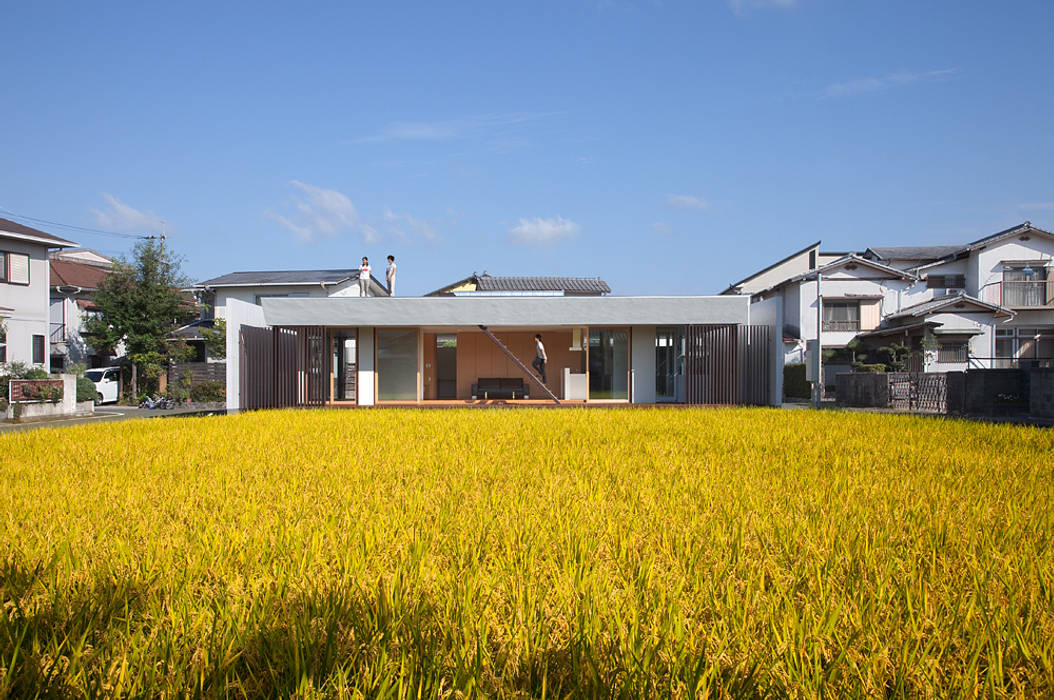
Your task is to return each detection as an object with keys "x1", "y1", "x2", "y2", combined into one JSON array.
[
  {"x1": 783, "y1": 363, "x2": 810, "y2": 399},
  {"x1": 22, "y1": 382, "x2": 63, "y2": 402},
  {"x1": 25, "y1": 368, "x2": 50, "y2": 380},
  {"x1": 77, "y1": 376, "x2": 98, "y2": 402},
  {"x1": 853, "y1": 363, "x2": 887, "y2": 374},
  {"x1": 190, "y1": 380, "x2": 225, "y2": 402}
]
